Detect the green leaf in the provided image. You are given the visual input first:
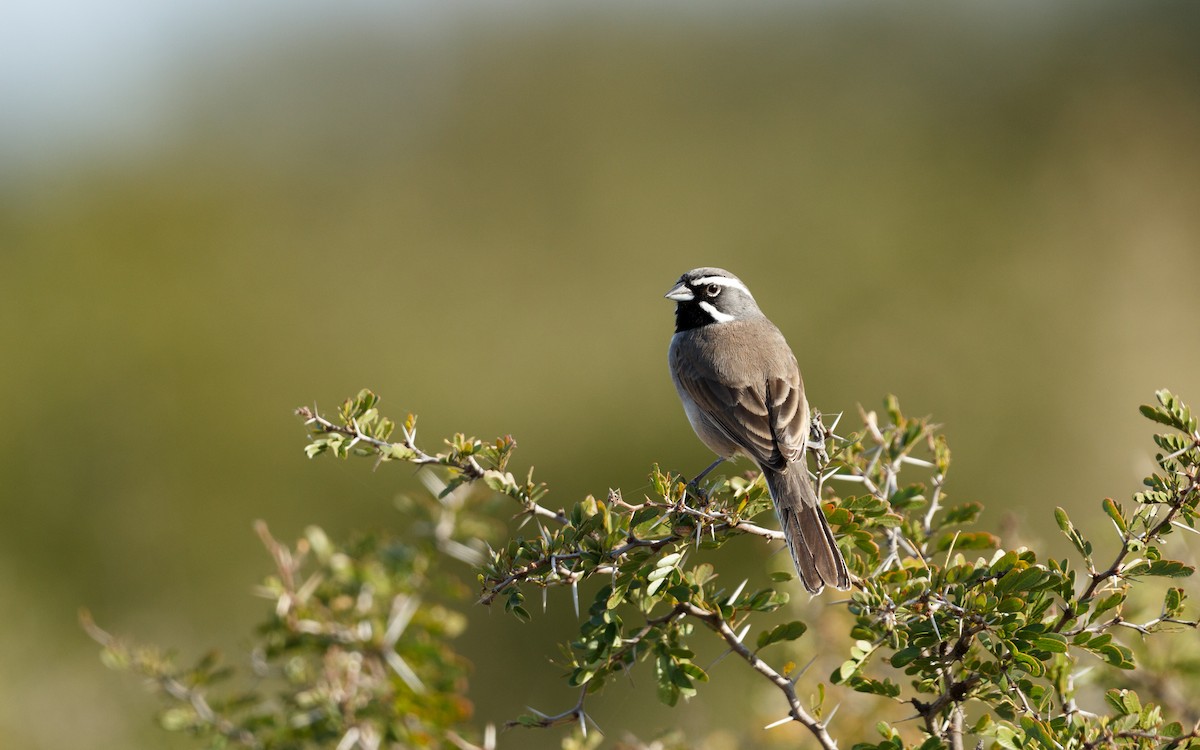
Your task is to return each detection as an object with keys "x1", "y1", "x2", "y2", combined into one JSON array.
[
  {"x1": 935, "y1": 531, "x2": 999, "y2": 551},
  {"x1": 510, "y1": 605, "x2": 531, "y2": 623},
  {"x1": 1089, "y1": 591, "x2": 1125, "y2": 622},
  {"x1": 889, "y1": 484, "x2": 926, "y2": 509},
  {"x1": 1119, "y1": 689, "x2": 1141, "y2": 715},
  {"x1": 677, "y1": 661, "x2": 709, "y2": 682},
  {"x1": 941, "y1": 502, "x2": 983, "y2": 526},
  {"x1": 1104, "y1": 689, "x2": 1127, "y2": 714},
  {"x1": 1101, "y1": 497, "x2": 1127, "y2": 534},
  {"x1": 1032, "y1": 634, "x2": 1067, "y2": 653},
  {"x1": 1054, "y1": 507, "x2": 1093, "y2": 562},
  {"x1": 1143, "y1": 559, "x2": 1194, "y2": 578},
  {"x1": 756, "y1": 621, "x2": 808, "y2": 650},
  {"x1": 482, "y1": 470, "x2": 515, "y2": 493},
  {"x1": 631, "y1": 506, "x2": 660, "y2": 527},
  {"x1": 997, "y1": 597, "x2": 1024, "y2": 613},
  {"x1": 1141, "y1": 390, "x2": 1197, "y2": 432},
  {"x1": 891, "y1": 646, "x2": 921, "y2": 668},
  {"x1": 1164, "y1": 587, "x2": 1186, "y2": 618},
  {"x1": 647, "y1": 566, "x2": 675, "y2": 582},
  {"x1": 995, "y1": 566, "x2": 1047, "y2": 596},
  {"x1": 1097, "y1": 643, "x2": 1135, "y2": 669},
  {"x1": 1140, "y1": 404, "x2": 1174, "y2": 427},
  {"x1": 1020, "y1": 716, "x2": 1055, "y2": 749},
  {"x1": 657, "y1": 552, "x2": 683, "y2": 568},
  {"x1": 1012, "y1": 650, "x2": 1045, "y2": 677}
]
